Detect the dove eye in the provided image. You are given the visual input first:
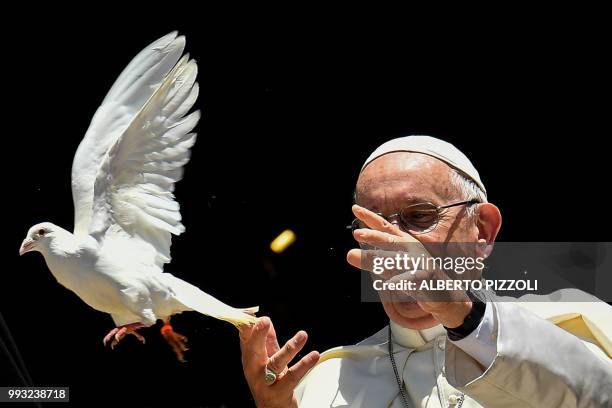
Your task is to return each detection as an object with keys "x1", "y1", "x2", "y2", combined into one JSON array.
[{"x1": 37, "y1": 229, "x2": 46, "y2": 236}]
